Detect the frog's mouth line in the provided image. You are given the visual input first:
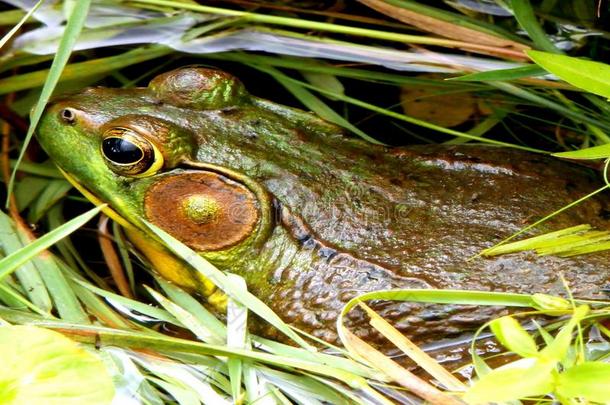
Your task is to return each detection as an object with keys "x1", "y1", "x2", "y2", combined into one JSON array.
[{"x1": 59, "y1": 168, "x2": 136, "y2": 232}]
